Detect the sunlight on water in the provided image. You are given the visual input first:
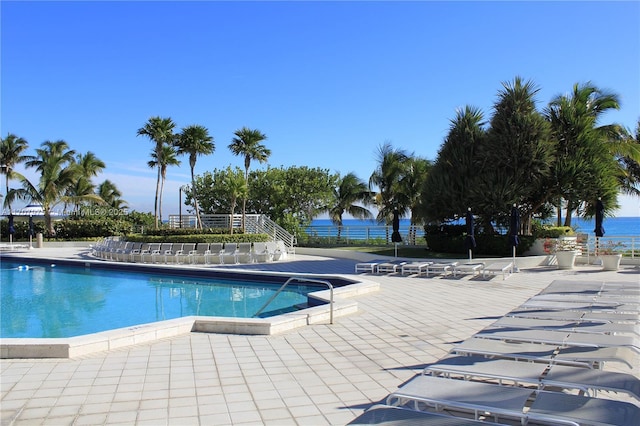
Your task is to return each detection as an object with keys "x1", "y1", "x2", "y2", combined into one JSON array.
[{"x1": 1, "y1": 262, "x2": 317, "y2": 338}]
